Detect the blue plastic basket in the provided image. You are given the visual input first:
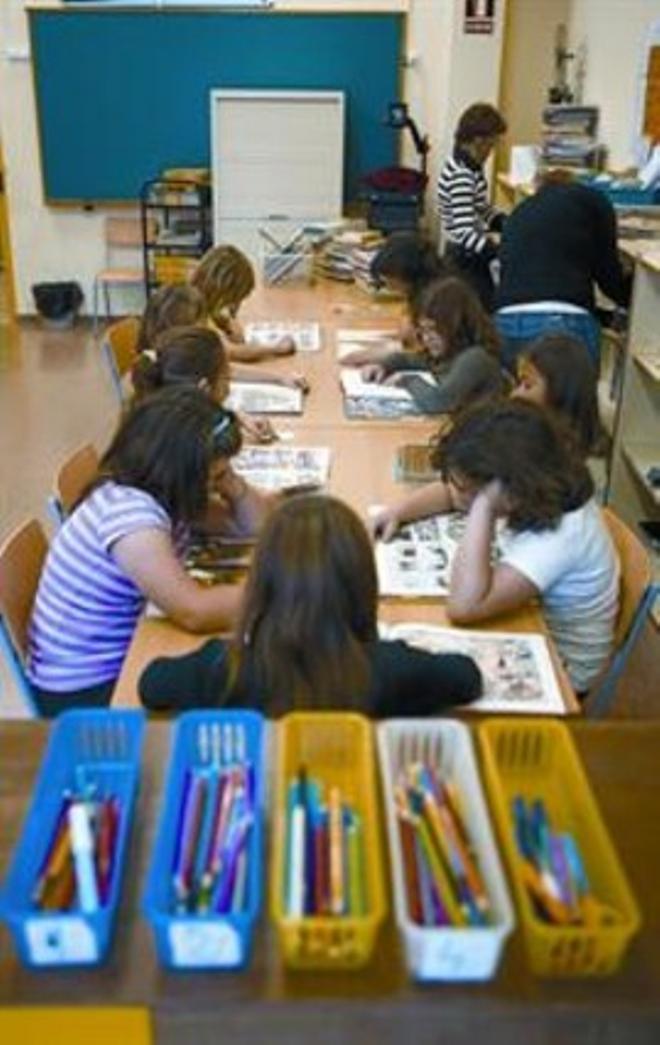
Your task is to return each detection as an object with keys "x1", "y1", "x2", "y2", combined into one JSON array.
[
  {"x1": 579, "y1": 176, "x2": 660, "y2": 207},
  {"x1": 142, "y1": 710, "x2": 265, "y2": 970},
  {"x1": 0, "y1": 709, "x2": 145, "y2": 968}
]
